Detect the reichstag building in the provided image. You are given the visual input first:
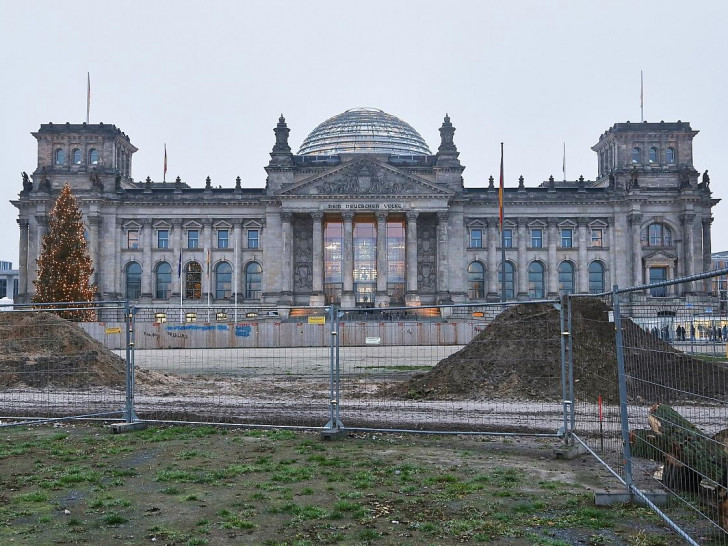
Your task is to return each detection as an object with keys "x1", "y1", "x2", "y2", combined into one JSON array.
[{"x1": 12, "y1": 108, "x2": 718, "y2": 311}]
